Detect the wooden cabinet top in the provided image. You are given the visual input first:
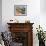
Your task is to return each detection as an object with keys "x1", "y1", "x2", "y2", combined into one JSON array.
[
  {"x1": 7, "y1": 23, "x2": 34, "y2": 32},
  {"x1": 7, "y1": 23, "x2": 34, "y2": 25}
]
